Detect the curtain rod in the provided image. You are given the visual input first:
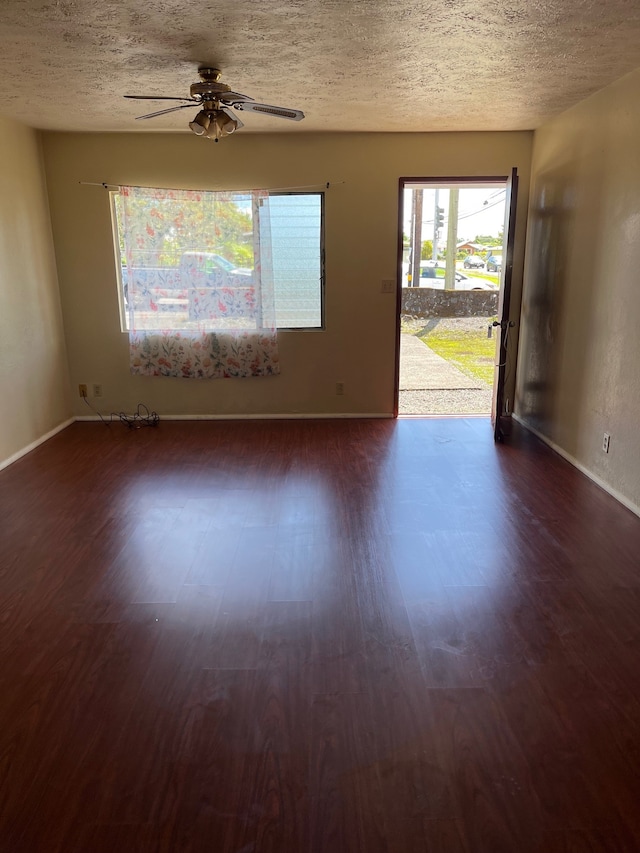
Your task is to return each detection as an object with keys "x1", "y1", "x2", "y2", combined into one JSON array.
[{"x1": 78, "y1": 180, "x2": 343, "y2": 191}]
